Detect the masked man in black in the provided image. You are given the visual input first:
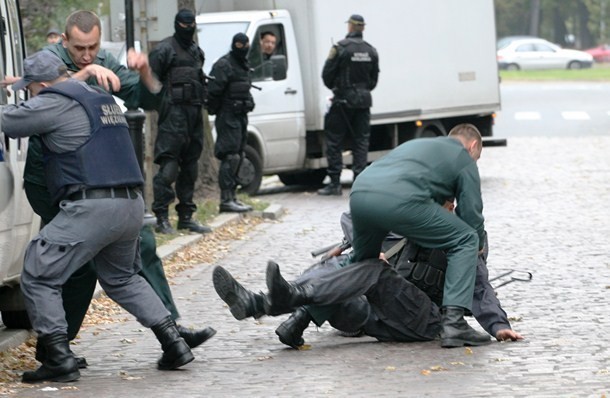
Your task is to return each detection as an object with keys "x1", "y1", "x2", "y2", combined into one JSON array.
[
  {"x1": 150, "y1": 9, "x2": 211, "y2": 234},
  {"x1": 207, "y1": 33, "x2": 255, "y2": 213}
]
